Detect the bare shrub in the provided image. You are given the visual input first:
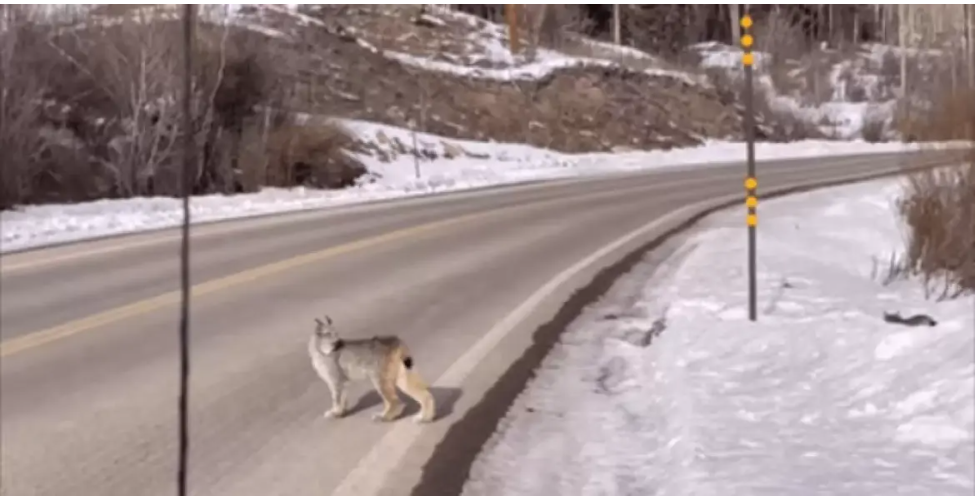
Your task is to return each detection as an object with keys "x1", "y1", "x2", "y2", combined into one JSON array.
[
  {"x1": 895, "y1": 87, "x2": 975, "y2": 298},
  {"x1": 896, "y1": 87, "x2": 975, "y2": 143},
  {"x1": 0, "y1": 6, "x2": 49, "y2": 209},
  {"x1": 897, "y1": 161, "x2": 975, "y2": 298},
  {"x1": 33, "y1": 9, "x2": 281, "y2": 200},
  {"x1": 45, "y1": 17, "x2": 192, "y2": 196},
  {"x1": 265, "y1": 123, "x2": 366, "y2": 189},
  {"x1": 704, "y1": 65, "x2": 825, "y2": 142},
  {"x1": 860, "y1": 112, "x2": 888, "y2": 143},
  {"x1": 0, "y1": 6, "x2": 103, "y2": 208}
]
